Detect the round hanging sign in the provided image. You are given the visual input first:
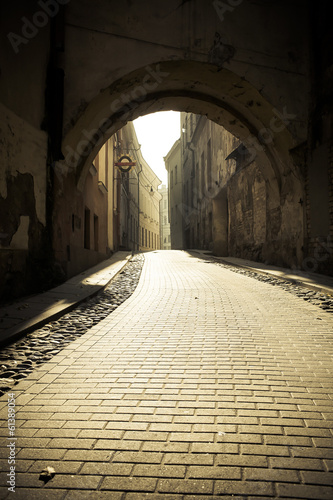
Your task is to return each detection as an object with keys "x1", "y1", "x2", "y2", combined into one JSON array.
[{"x1": 115, "y1": 155, "x2": 136, "y2": 173}]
